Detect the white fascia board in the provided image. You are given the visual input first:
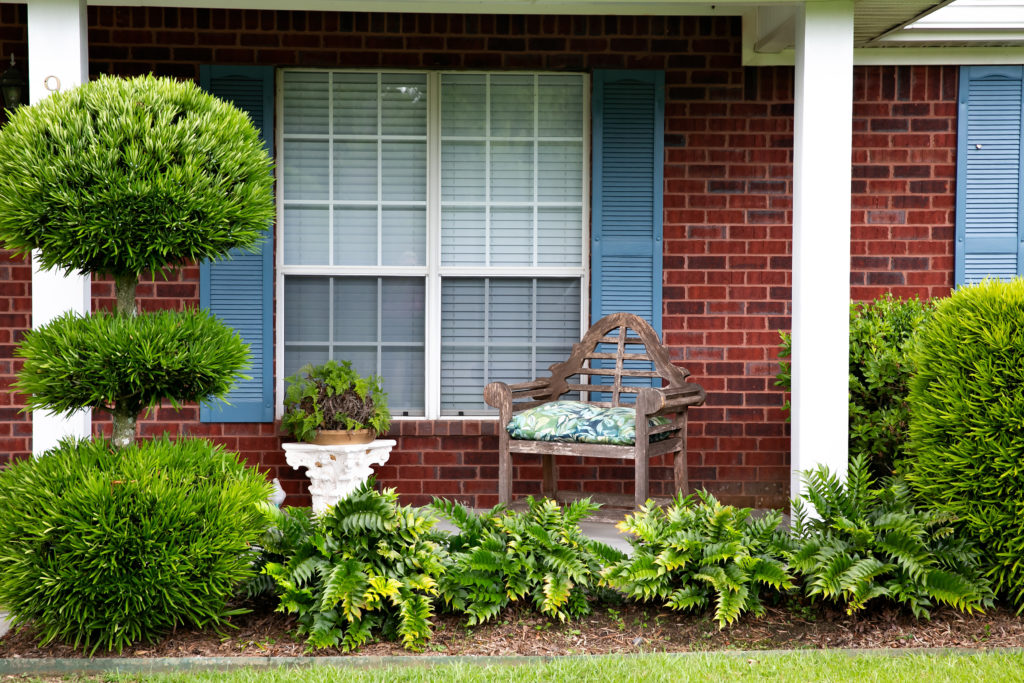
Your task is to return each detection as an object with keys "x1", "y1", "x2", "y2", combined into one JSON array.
[{"x1": 744, "y1": 45, "x2": 1024, "y2": 66}]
